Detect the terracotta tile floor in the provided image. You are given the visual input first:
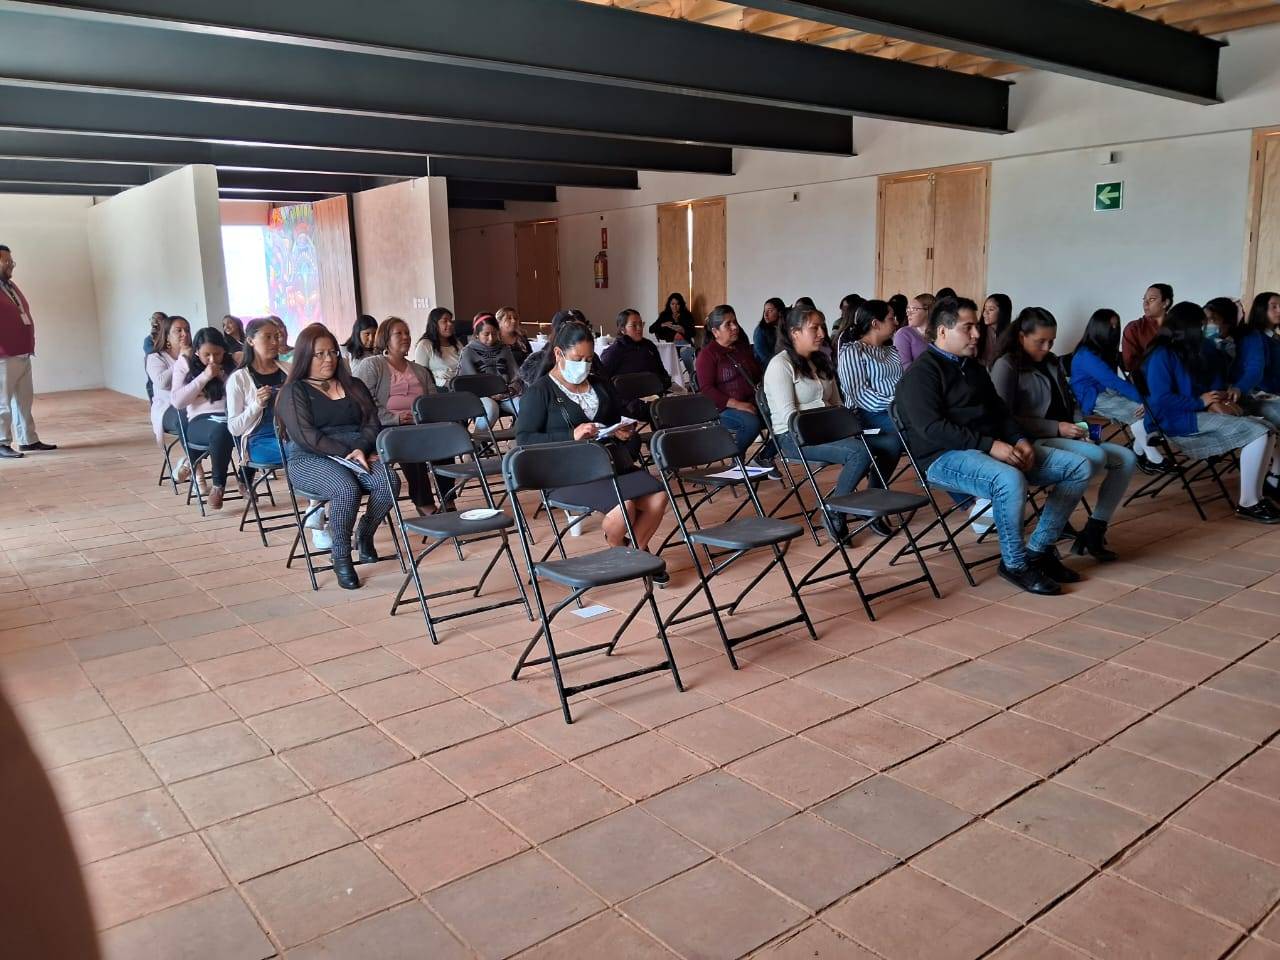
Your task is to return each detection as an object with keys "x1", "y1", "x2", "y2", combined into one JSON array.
[{"x1": 4, "y1": 389, "x2": 1280, "y2": 959}]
